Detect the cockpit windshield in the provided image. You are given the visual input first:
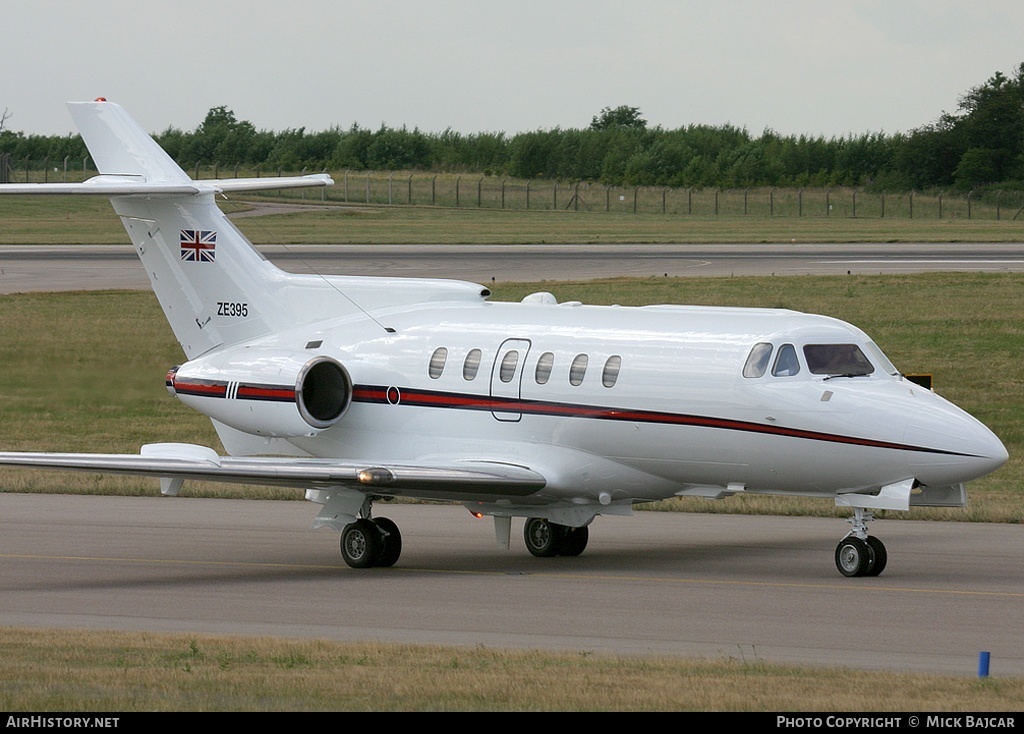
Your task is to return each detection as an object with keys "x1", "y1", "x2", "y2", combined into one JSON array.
[{"x1": 803, "y1": 344, "x2": 874, "y2": 376}]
